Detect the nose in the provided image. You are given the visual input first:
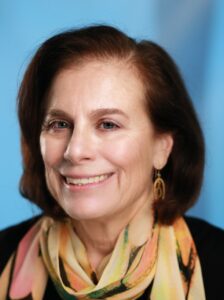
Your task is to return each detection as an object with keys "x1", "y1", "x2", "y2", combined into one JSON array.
[{"x1": 63, "y1": 127, "x2": 96, "y2": 164}]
